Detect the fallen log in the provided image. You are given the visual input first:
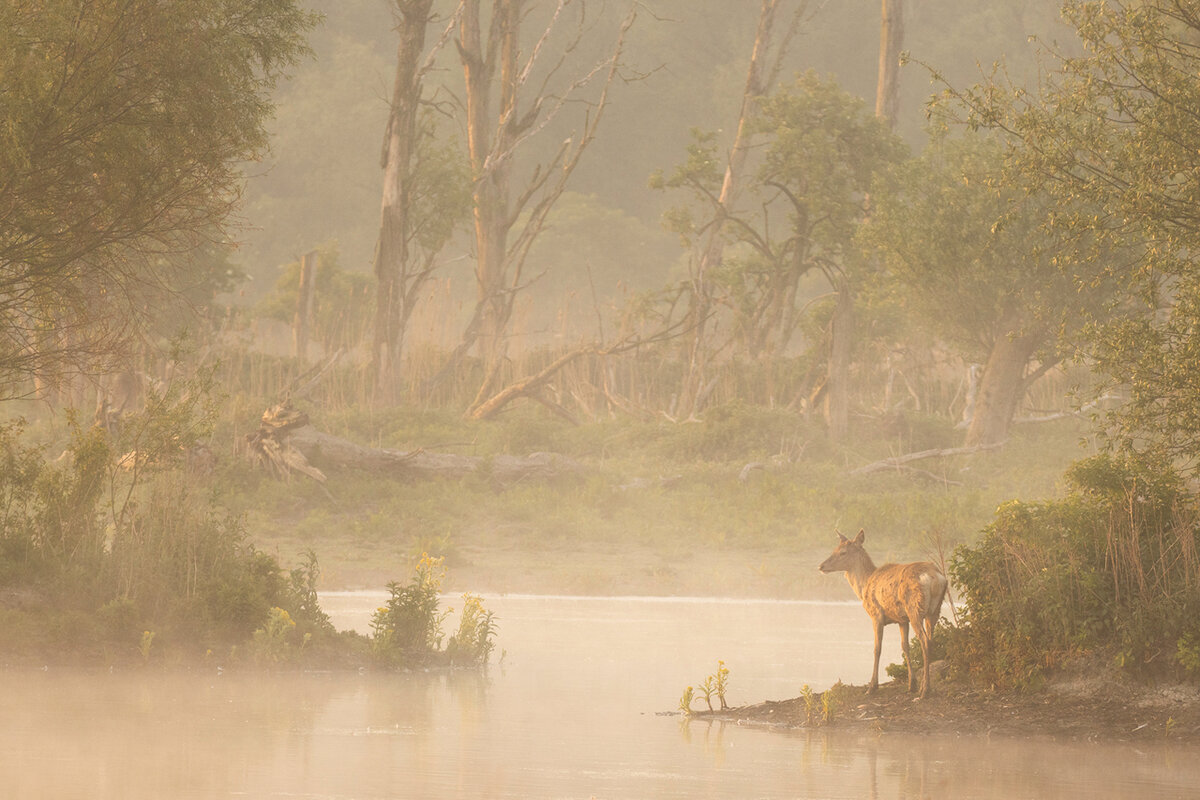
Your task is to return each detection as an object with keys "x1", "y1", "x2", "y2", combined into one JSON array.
[
  {"x1": 246, "y1": 401, "x2": 581, "y2": 484},
  {"x1": 849, "y1": 442, "x2": 1003, "y2": 476},
  {"x1": 288, "y1": 427, "x2": 581, "y2": 483}
]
